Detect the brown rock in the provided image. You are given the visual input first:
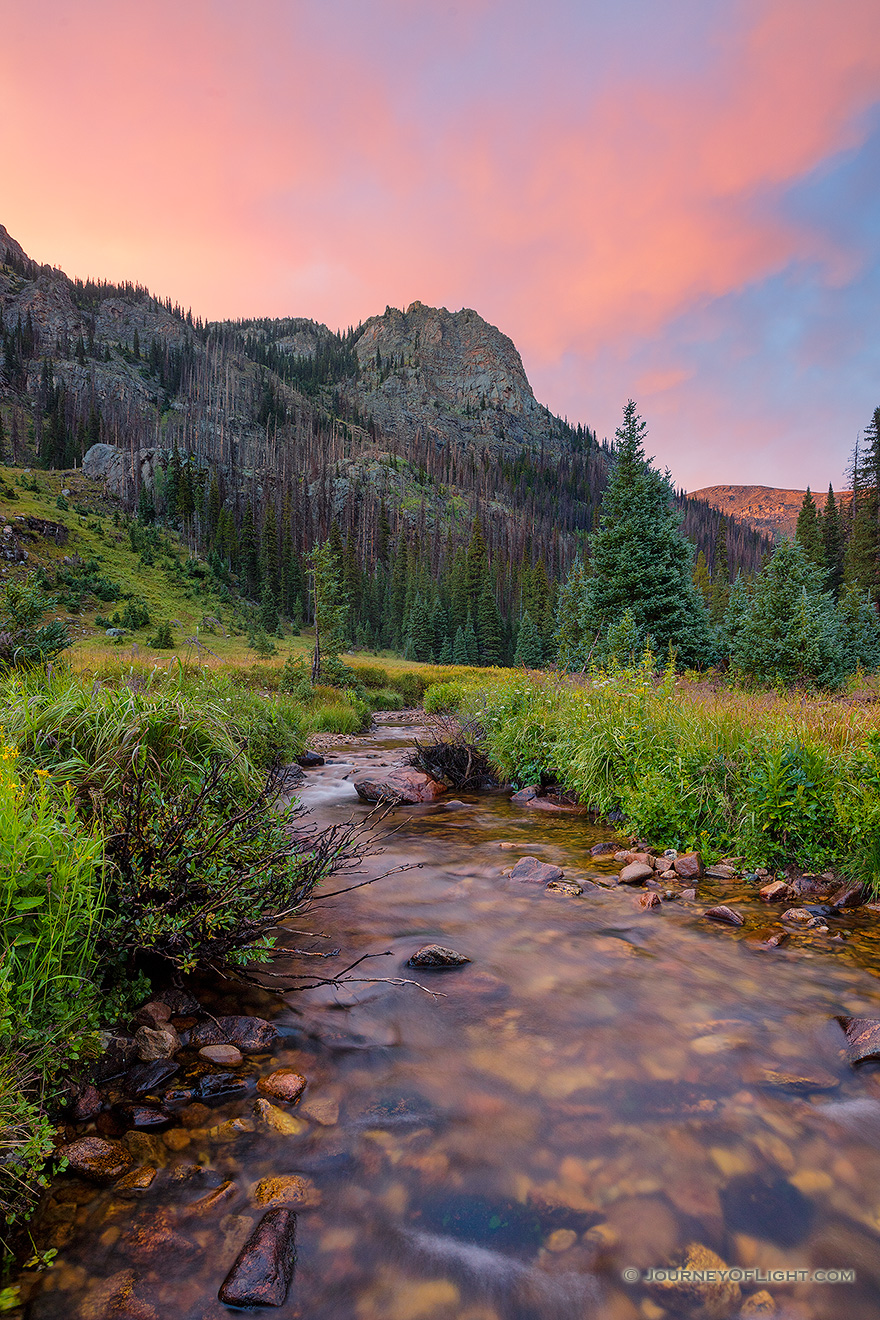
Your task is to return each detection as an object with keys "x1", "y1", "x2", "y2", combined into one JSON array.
[
  {"x1": 590, "y1": 841, "x2": 618, "y2": 856},
  {"x1": 740, "y1": 1290, "x2": 777, "y2": 1315},
  {"x1": 134, "y1": 1000, "x2": 172, "y2": 1029},
  {"x1": 830, "y1": 881, "x2": 865, "y2": 909},
  {"x1": 838, "y1": 1016, "x2": 880, "y2": 1064},
  {"x1": 749, "y1": 1064, "x2": 839, "y2": 1094},
  {"x1": 78, "y1": 1269, "x2": 157, "y2": 1320},
  {"x1": 218, "y1": 1208, "x2": 297, "y2": 1308},
  {"x1": 546, "y1": 880, "x2": 584, "y2": 896},
  {"x1": 648, "y1": 1242, "x2": 740, "y2": 1318},
  {"x1": 257, "y1": 1068, "x2": 307, "y2": 1103},
  {"x1": 680, "y1": 887, "x2": 696, "y2": 900},
  {"x1": 188, "y1": 1015, "x2": 278, "y2": 1053},
  {"x1": 673, "y1": 851, "x2": 704, "y2": 879},
  {"x1": 253, "y1": 1098, "x2": 308, "y2": 1135},
  {"x1": 747, "y1": 927, "x2": 790, "y2": 949},
  {"x1": 703, "y1": 905, "x2": 744, "y2": 926},
  {"x1": 70, "y1": 1083, "x2": 103, "y2": 1123},
  {"x1": 122, "y1": 1212, "x2": 199, "y2": 1266},
  {"x1": 134, "y1": 1024, "x2": 181, "y2": 1062},
  {"x1": 618, "y1": 861, "x2": 654, "y2": 885},
  {"x1": 780, "y1": 907, "x2": 819, "y2": 927},
  {"x1": 252, "y1": 1174, "x2": 321, "y2": 1209},
  {"x1": 704, "y1": 863, "x2": 737, "y2": 879},
  {"x1": 637, "y1": 892, "x2": 661, "y2": 909},
  {"x1": 182, "y1": 1181, "x2": 237, "y2": 1217},
  {"x1": 508, "y1": 856, "x2": 565, "y2": 884},
  {"x1": 352, "y1": 767, "x2": 446, "y2": 804},
  {"x1": 652, "y1": 854, "x2": 670, "y2": 871},
  {"x1": 510, "y1": 785, "x2": 539, "y2": 804},
  {"x1": 57, "y1": 1136, "x2": 132, "y2": 1183},
  {"x1": 115, "y1": 1165, "x2": 158, "y2": 1194},
  {"x1": 199, "y1": 1044, "x2": 243, "y2": 1066},
  {"x1": 406, "y1": 944, "x2": 471, "y2": 968},
  {"x1": 759, "y1": 880, "x2": 789, "y2": 902},
  {"x1": 299, "y1": 1095, "x2": 339, "y2": 1126}
]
